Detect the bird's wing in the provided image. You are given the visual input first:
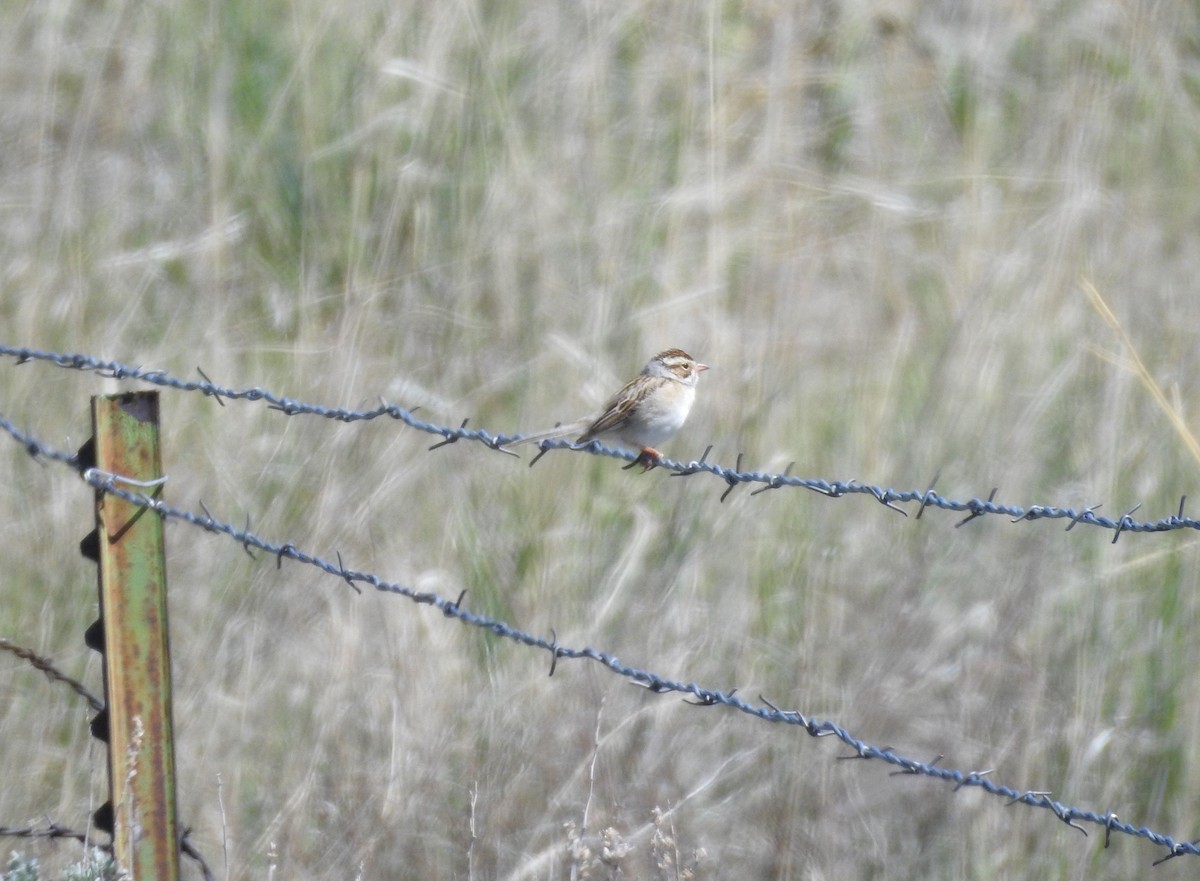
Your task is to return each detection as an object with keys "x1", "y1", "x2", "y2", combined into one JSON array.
[{"x1": 575, "y1": 377, "x2": 641, "y2": 442}]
